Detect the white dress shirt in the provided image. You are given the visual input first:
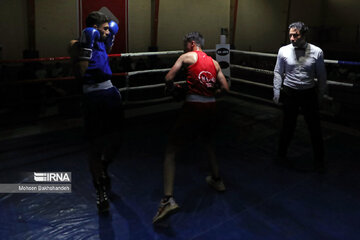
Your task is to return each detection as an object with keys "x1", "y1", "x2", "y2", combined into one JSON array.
[{"x1": 273, "y1": 43, "x2": 327, "y2": 102}]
